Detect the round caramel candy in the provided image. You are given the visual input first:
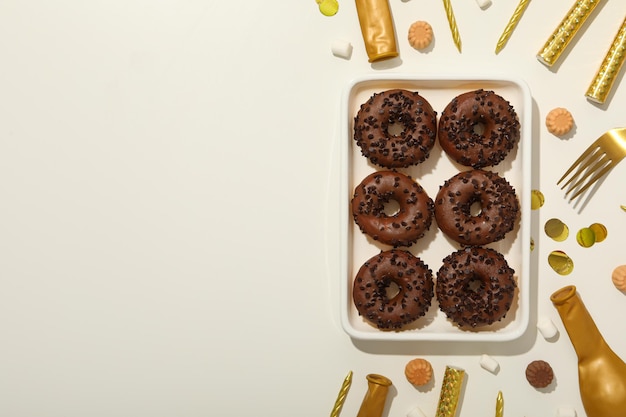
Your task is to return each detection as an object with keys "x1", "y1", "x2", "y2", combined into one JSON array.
[
  {"x1": 612, "y1": 265, "x2": 626, "y2": 291},
  {"x1": 405, "y1": 358, "x2": 433, "y2": 386},
  {"x1": 545, "y1": 107, "x2": 574, "y2": 136}
]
